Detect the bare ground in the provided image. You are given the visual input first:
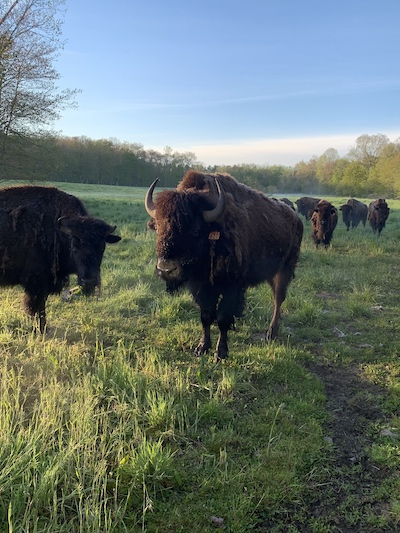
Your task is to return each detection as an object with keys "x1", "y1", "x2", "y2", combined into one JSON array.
[
  {"x1": 307, "y1": 361, "x2": 394, "y2": 532},
  {"x1": 256, "y1": 360, "x2": 397, "y2": 532}
]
